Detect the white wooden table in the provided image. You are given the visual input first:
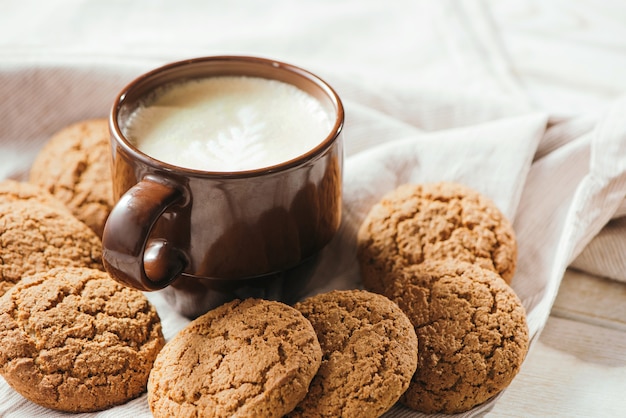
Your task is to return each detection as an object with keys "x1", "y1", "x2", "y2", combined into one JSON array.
[{"x1": 487, "y1": 269, "x2": 626, "y2": 417}]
